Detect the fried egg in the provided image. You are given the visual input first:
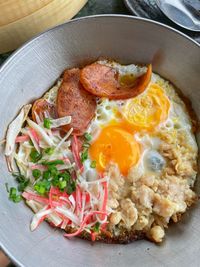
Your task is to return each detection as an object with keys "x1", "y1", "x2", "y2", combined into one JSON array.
[{"x1": 83, "y1": 71, "x2": 197, "y2": 181}]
